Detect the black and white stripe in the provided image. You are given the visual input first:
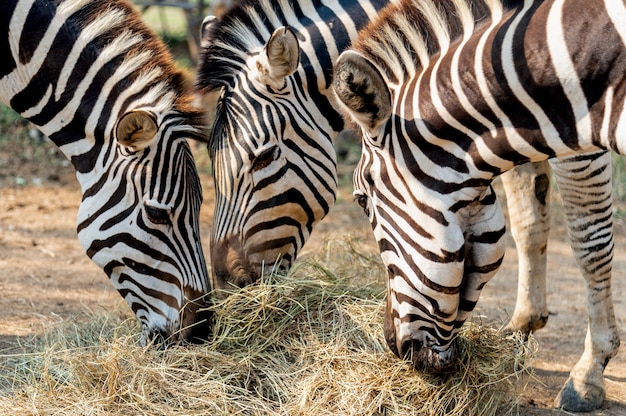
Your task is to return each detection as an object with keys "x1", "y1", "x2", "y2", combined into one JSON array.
[
  {"x1": 333, "y1": 0, "x2": 620, "y2": 411},
  {"x1": 196, "y1": 0, "x2": 391, "y2": 290},
  {"x1": 1, "y1": 0, "x2": 212, "y2": 345}
]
